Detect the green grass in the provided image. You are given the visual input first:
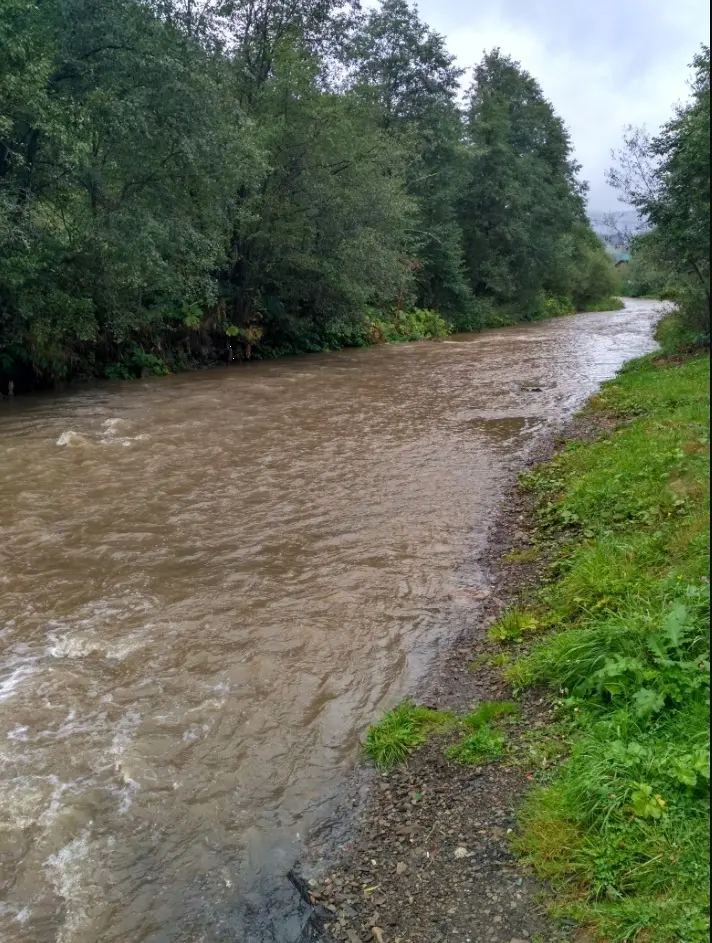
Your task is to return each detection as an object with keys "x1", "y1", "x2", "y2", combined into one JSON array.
[
  {"x1": 364, "y1": 699, "x2": 518, "y2": 770},
  {"x1": 488, "y1": 606, "x2": 539, "y2": 643},
  {"x1": 509, "y1": 328, "x2": 710, "y2": 942},
  {"x1": 464, "y1": 700, "x2": 520, "y2": 728},
  {"x1": 446, "y1": 725, "x2": 507, "y2": 765},
  {"x1": 445, "y1": 700, "x2": 519, "y2": 765},
  {"x1": 363, "y1": 700, "x2": 456, "y2": 770}
]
